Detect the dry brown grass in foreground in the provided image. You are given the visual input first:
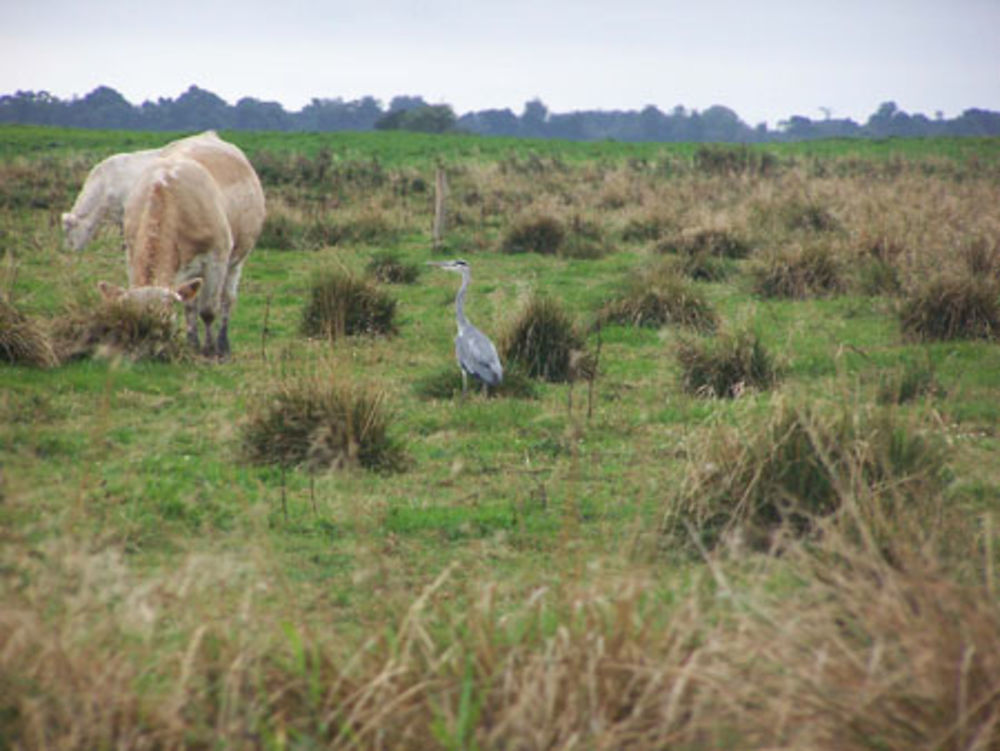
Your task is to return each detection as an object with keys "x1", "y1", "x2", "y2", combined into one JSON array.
[{"x1": 2, "y1": 502, "x2": 997, "y2": 750}]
